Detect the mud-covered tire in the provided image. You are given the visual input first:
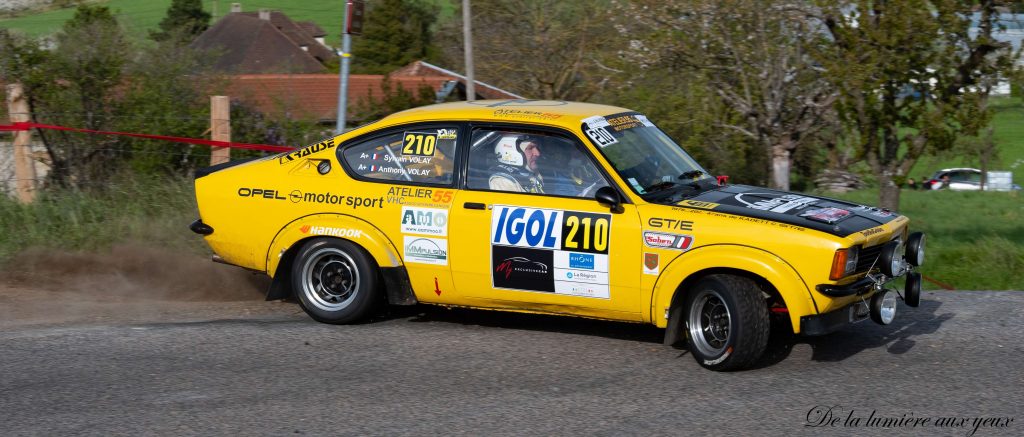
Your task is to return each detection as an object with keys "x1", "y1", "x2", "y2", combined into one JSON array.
[
  {"x1": 683, "y1": 274, "x2": 770, "y2": 371},
  {"x1": 291, "y1": 238, "x2": 382, "y2": 324}
]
